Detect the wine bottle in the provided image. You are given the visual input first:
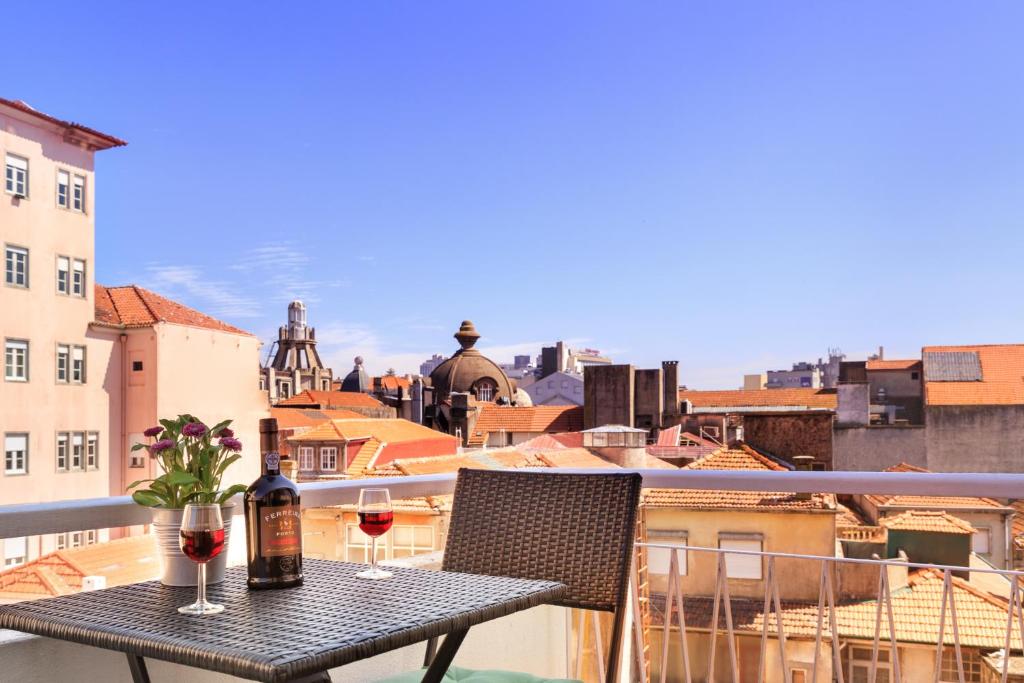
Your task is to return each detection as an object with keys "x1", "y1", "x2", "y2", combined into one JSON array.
[{"x1": 244, "y1": 417, "x2": 303, "y2": 589}]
